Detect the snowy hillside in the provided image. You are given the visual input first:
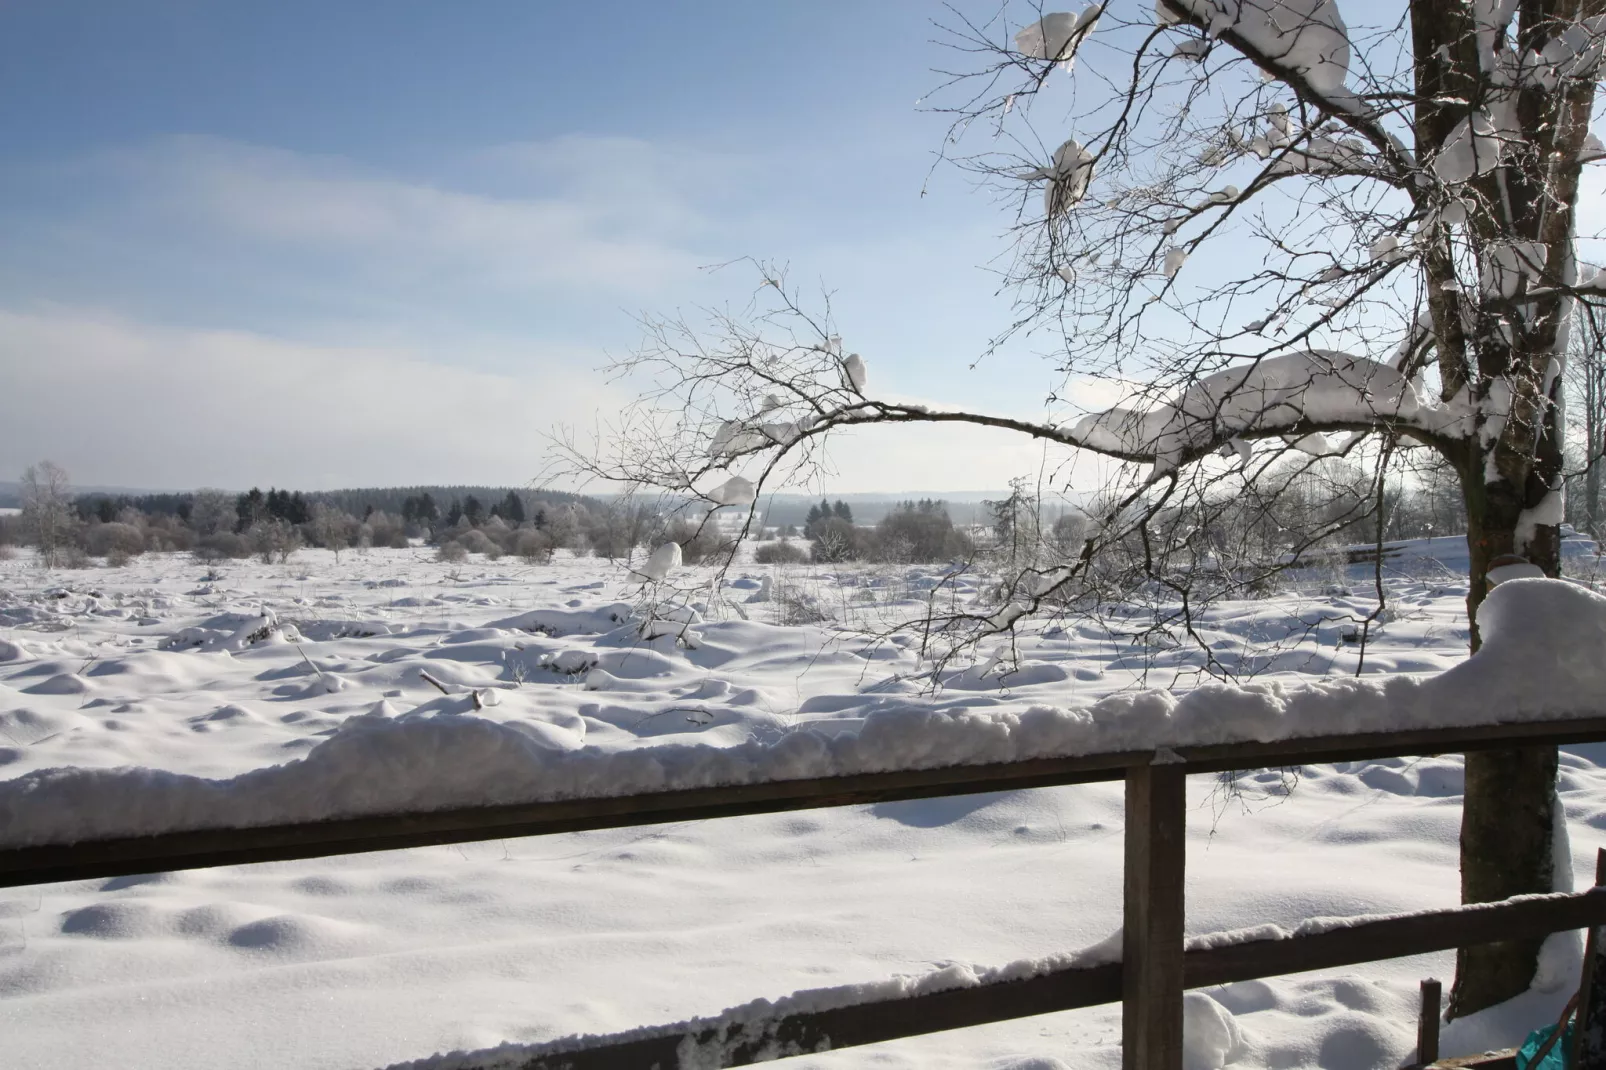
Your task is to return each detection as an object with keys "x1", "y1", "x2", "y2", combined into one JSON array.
[{"x1": 1, "y1": 540, "x2": 1604, "y2": 1068}]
